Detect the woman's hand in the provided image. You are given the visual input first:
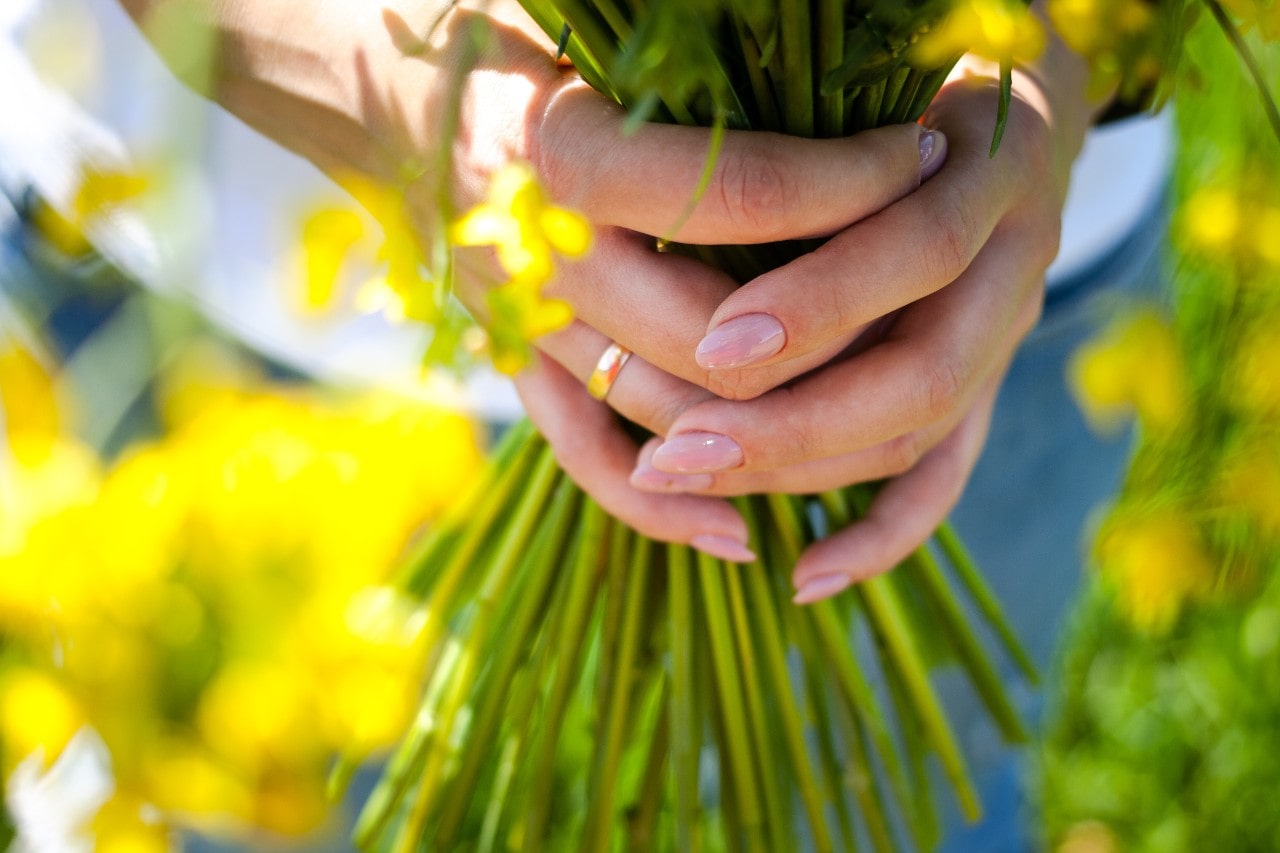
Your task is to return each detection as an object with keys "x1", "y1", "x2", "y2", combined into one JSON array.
[{"x1": 518, "y1": 48, "x2": 1101, "y2": 597}]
